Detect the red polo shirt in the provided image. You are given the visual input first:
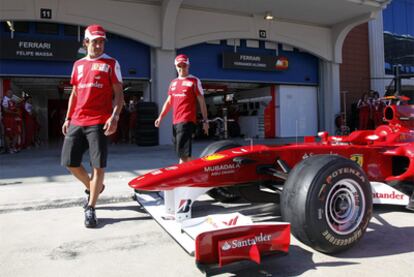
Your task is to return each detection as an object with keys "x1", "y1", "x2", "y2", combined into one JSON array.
[
  {"x1": 168, "y1": 75, "x2": 203, "y2": 124},
  {"x1": 70, "y1": 54, "x2": 122, "y2": 126}
]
